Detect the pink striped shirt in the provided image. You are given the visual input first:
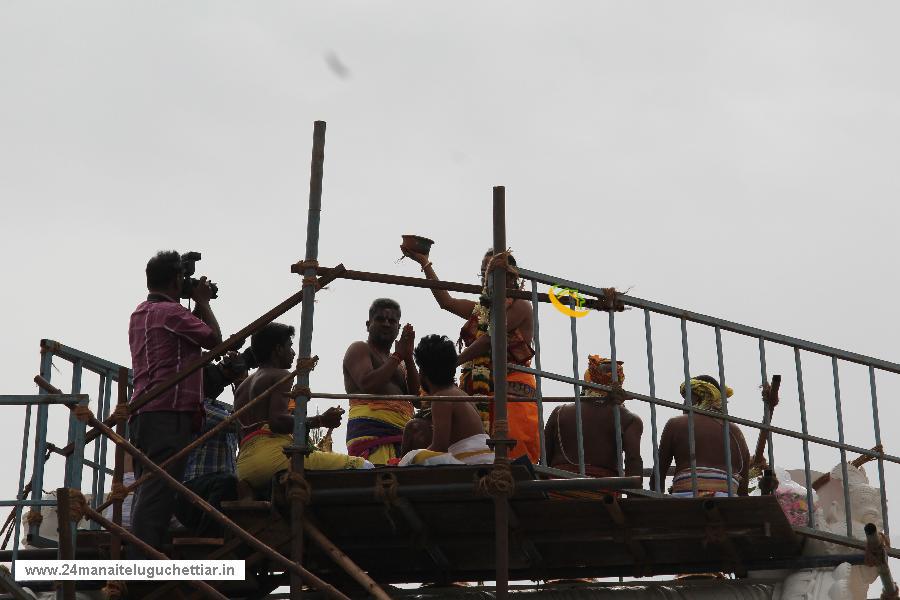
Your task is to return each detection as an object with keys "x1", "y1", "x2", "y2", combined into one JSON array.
[{"x1": 128, "y1": 294, "x2": 218, "y2": 415}]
